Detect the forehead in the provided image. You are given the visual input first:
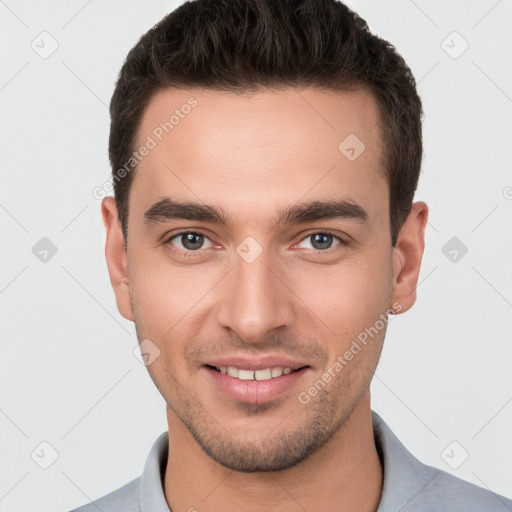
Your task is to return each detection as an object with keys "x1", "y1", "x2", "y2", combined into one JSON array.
[{"x1": 131, "y1": 86, "x2": 387, "y2": 227}]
